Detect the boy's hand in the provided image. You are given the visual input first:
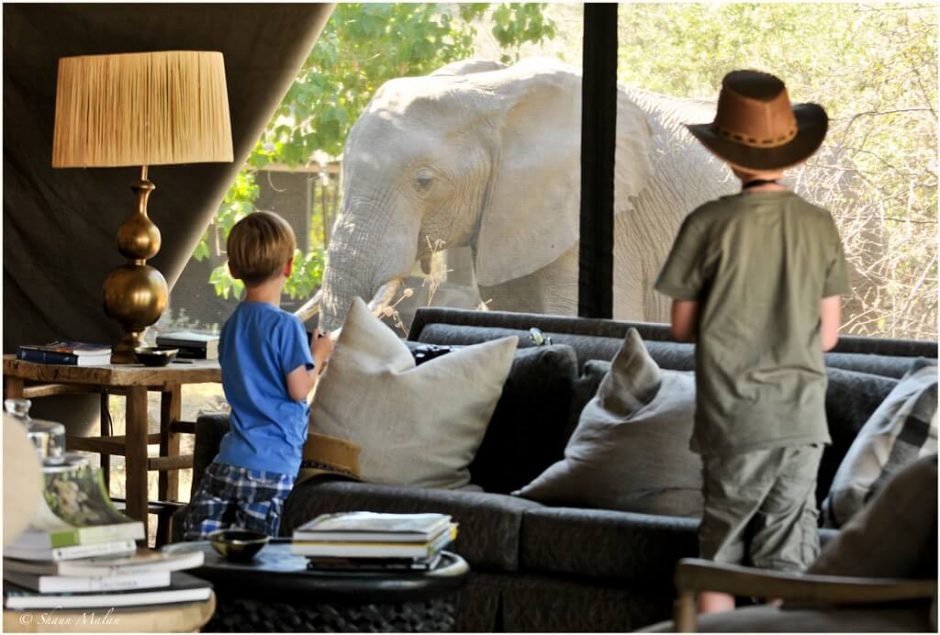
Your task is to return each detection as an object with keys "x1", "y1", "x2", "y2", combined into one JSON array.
[{"x1": 310, "y1": 328, "x2": 335, "y2": 375}]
